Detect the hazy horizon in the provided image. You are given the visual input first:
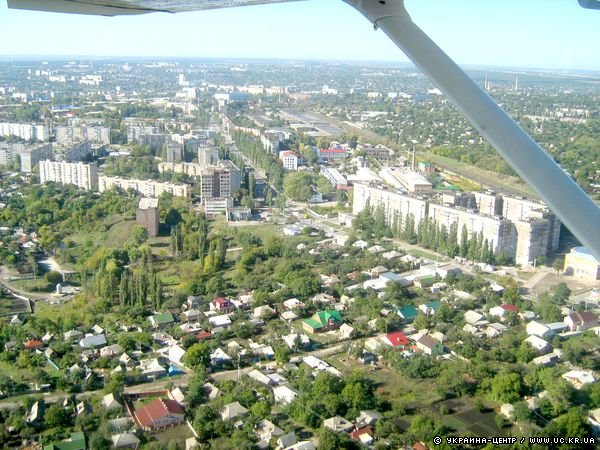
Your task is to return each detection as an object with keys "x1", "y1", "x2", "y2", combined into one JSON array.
[{"x1": 1, "y1": 0, "x2": 599, "y2": 71}]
